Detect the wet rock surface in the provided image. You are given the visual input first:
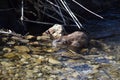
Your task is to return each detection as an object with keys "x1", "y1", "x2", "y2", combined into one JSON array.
[
  {"x1": 0, "y1": 29, "x2": 120, "y2": 80},
  {"x1": 43, "y1": 24, "x2": 66, "y2": 39}
]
